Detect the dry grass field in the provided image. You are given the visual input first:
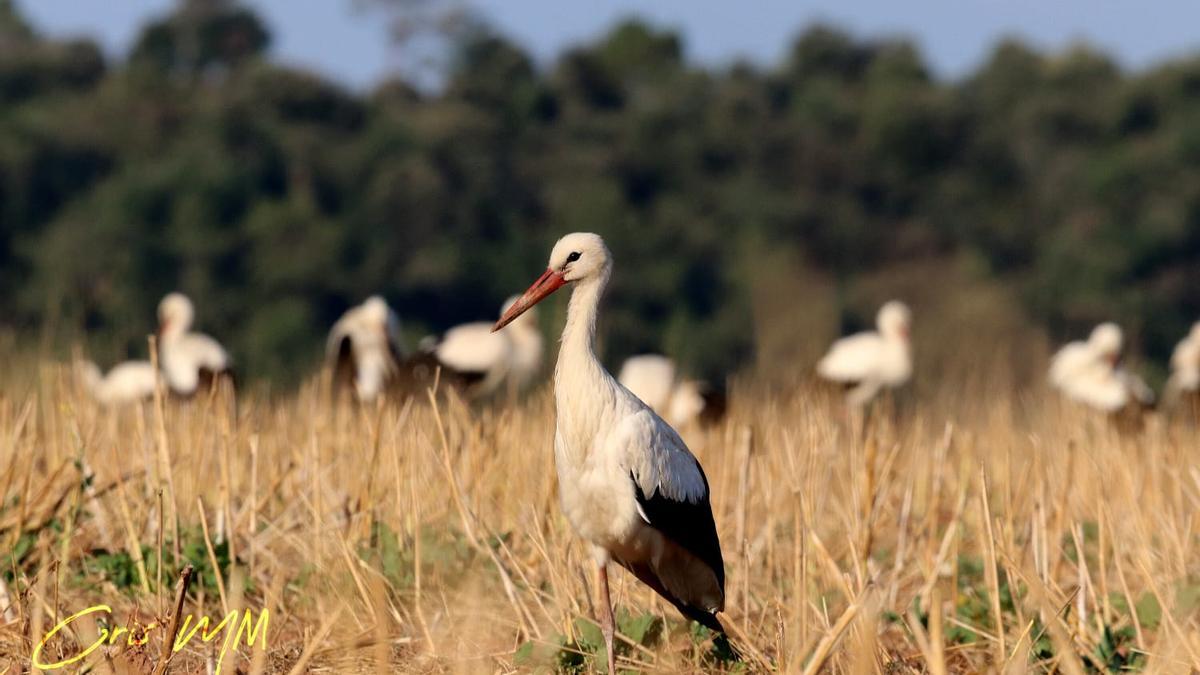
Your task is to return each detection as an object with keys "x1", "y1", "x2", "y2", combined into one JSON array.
[{"x1": 1, "y1": 355, "x2": 1199, "y2": 674}]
